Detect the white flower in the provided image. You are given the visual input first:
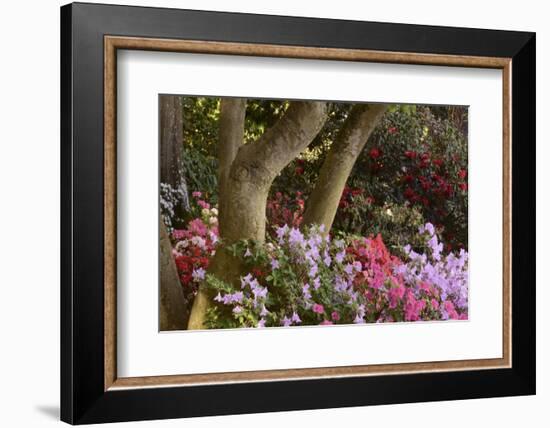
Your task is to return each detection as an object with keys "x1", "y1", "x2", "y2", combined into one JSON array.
[
  {"x1": 385, "y1": 208, "x2": 393, "y2": 217},
  {"x1": 201, "y1": 208, "x2": 210, "y2": 217},
  {"x1": 175, "y1": 240, "x2": 189, "y2": 251},
  {"x1": 209, "y1": 216, "x2": 218, "y2": 225},
  {"x1": 210, "y1": 208, "x2": 218, "y2": 216},
  {"x1": 191, "y1": 236, "x2": 206, "y2": 249}
]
